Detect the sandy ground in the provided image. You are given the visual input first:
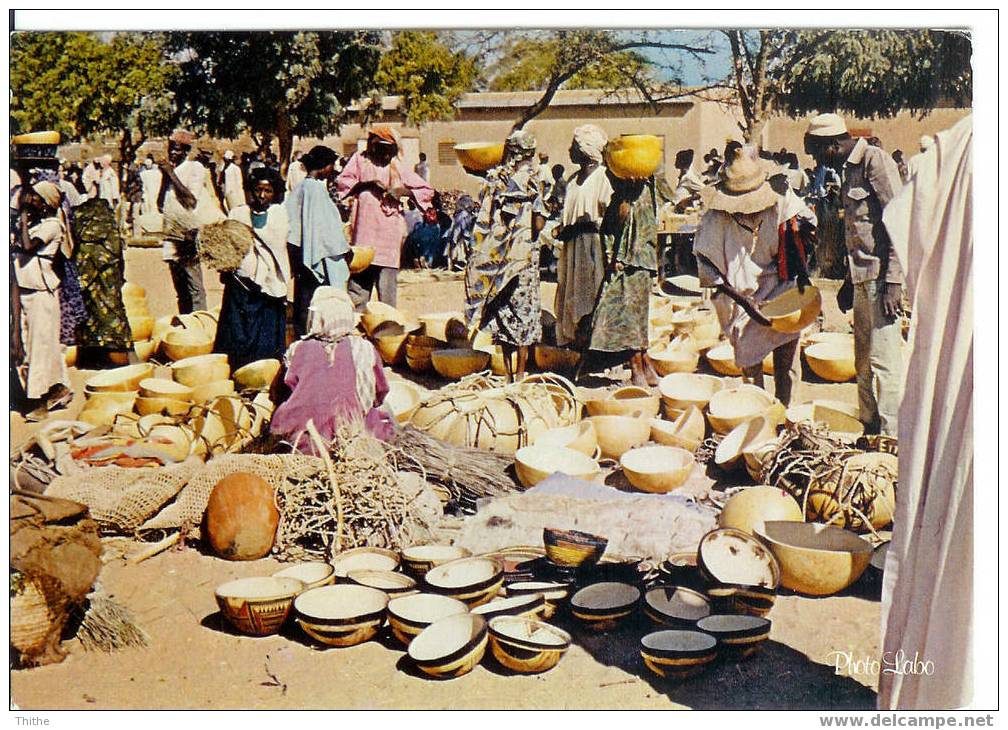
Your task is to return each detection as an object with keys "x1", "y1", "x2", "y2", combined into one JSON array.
[{"x1": 10, "y1": 249, "x2": 881, "y2": 711}]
